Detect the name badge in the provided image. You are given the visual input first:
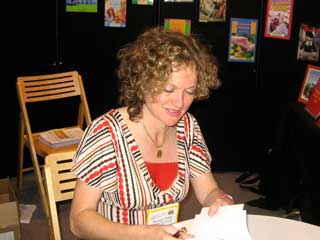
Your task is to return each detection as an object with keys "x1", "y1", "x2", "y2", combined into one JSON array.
[{"x1": 146, "y1": 203, "x2": 180, "y2": 225}]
